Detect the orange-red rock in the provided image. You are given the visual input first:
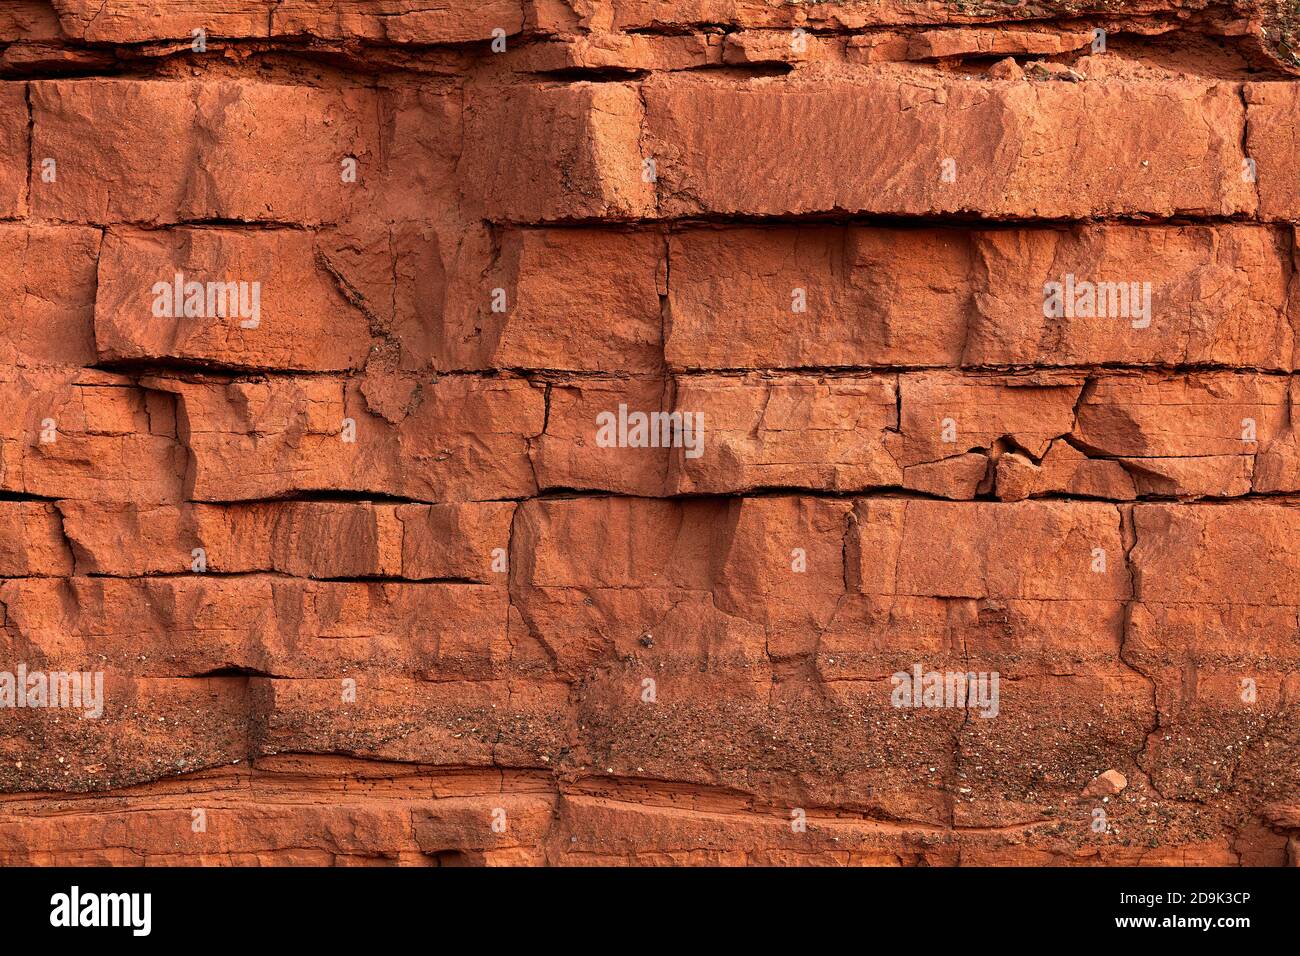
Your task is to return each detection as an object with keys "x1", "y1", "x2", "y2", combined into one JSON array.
[
  {"x1": 462, "y1": 81, "x2": 653, "y2": 222},
  {"x1": 967, "y1": 225, "x2": 1294, "y2": 369},
  {"x1": 667, "y1": 226, "x2": 971, "y2": 370},
  {"x1": 30, "y1": 80, "x2": 379, "y2": 225},
  {"x1": 95, "y1": 228, "x2": 372, "y2": 371},
  {"x1": 152, "y1": 374, "x2": 544, "y2": 502},
  {"x1": 1, "y1": 4, "x2": 1296, "y2": 870},
  {"x1": 0, "y1": 369, "x2": 185, "y2": 502},
  {"x1": 0, "y1": 224, "x2": 101, "y2": 368},
  {"x1": 0, "y1": 84, "x2": 26, "y2": 216},
  {"x1": 451, "y1": 227, "x2": 664, "y2": 372},
  {"x1": 644, "y1": 74, "x2": 1254, "y2": 220},
  {"x1": 274, "y1": 0, "x2": 524, "y2": 44},
  {"x1": 54, "y1": 499, "x2": 514, "y2": 580}
]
